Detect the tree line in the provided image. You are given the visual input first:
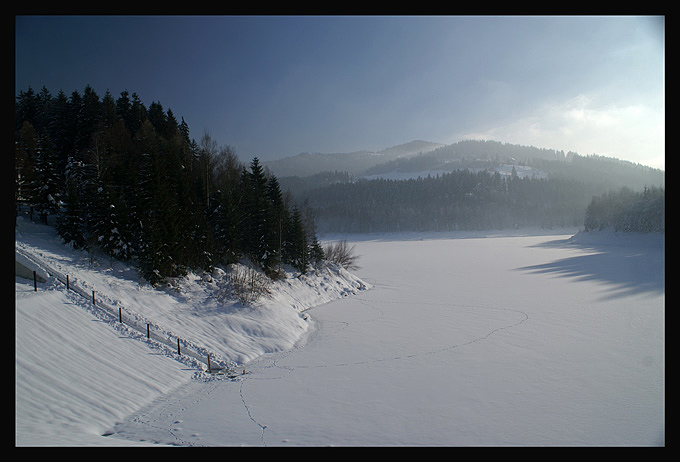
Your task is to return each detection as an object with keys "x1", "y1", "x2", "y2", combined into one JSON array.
[
  {"x1": 302, "y1": 169, "x2": 601, "y2": 233},
  {"x1": 584, "y1": 186, "x2": 665, "y2": 232},
  {"x1": 15, "y1": 85, "x2": 323, "y2": 285},
  {"x1": 302, "y1": 167, "x2": 665, "y2": 234}
]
